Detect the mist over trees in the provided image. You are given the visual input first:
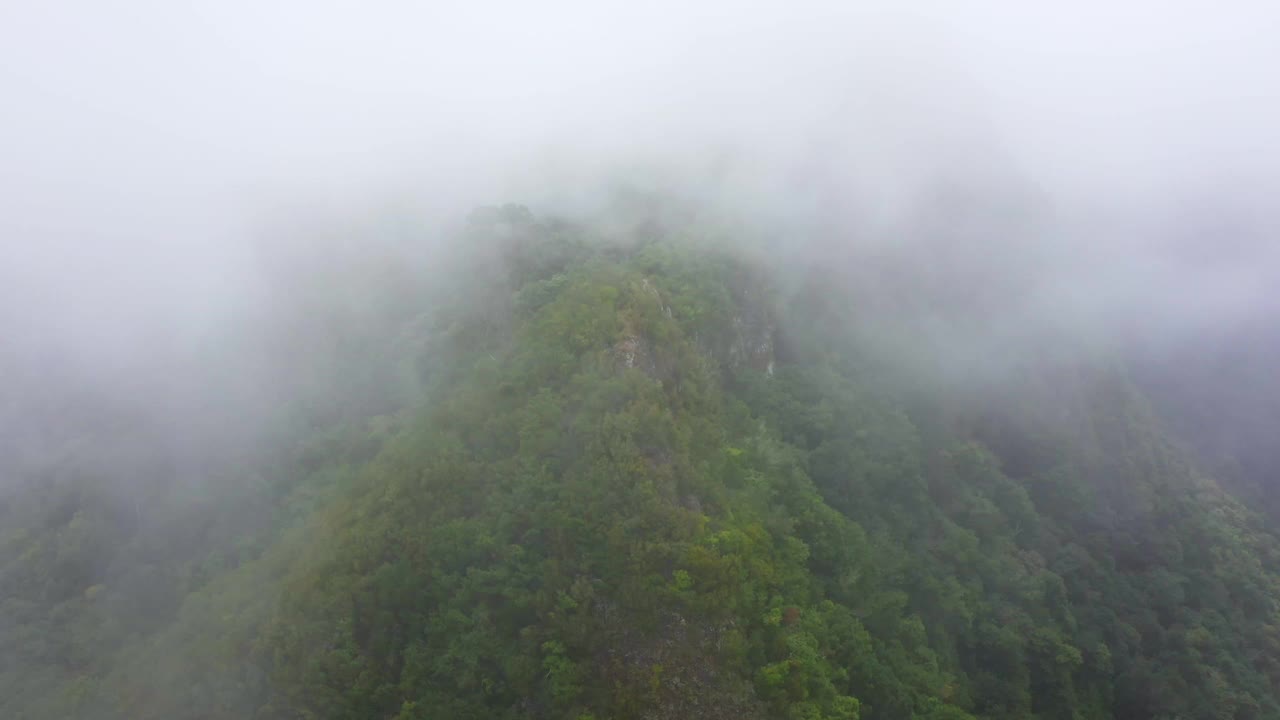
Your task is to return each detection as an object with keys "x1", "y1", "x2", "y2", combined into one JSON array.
[{"x1": 3, "y1": 2, "x2": 1280, "y2": 719}]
